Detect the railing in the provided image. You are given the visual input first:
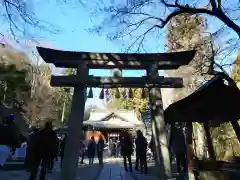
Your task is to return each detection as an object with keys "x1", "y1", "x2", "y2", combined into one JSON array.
[{"x1": 190, "y1": 160, "x2": 240, "y2": 180}]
